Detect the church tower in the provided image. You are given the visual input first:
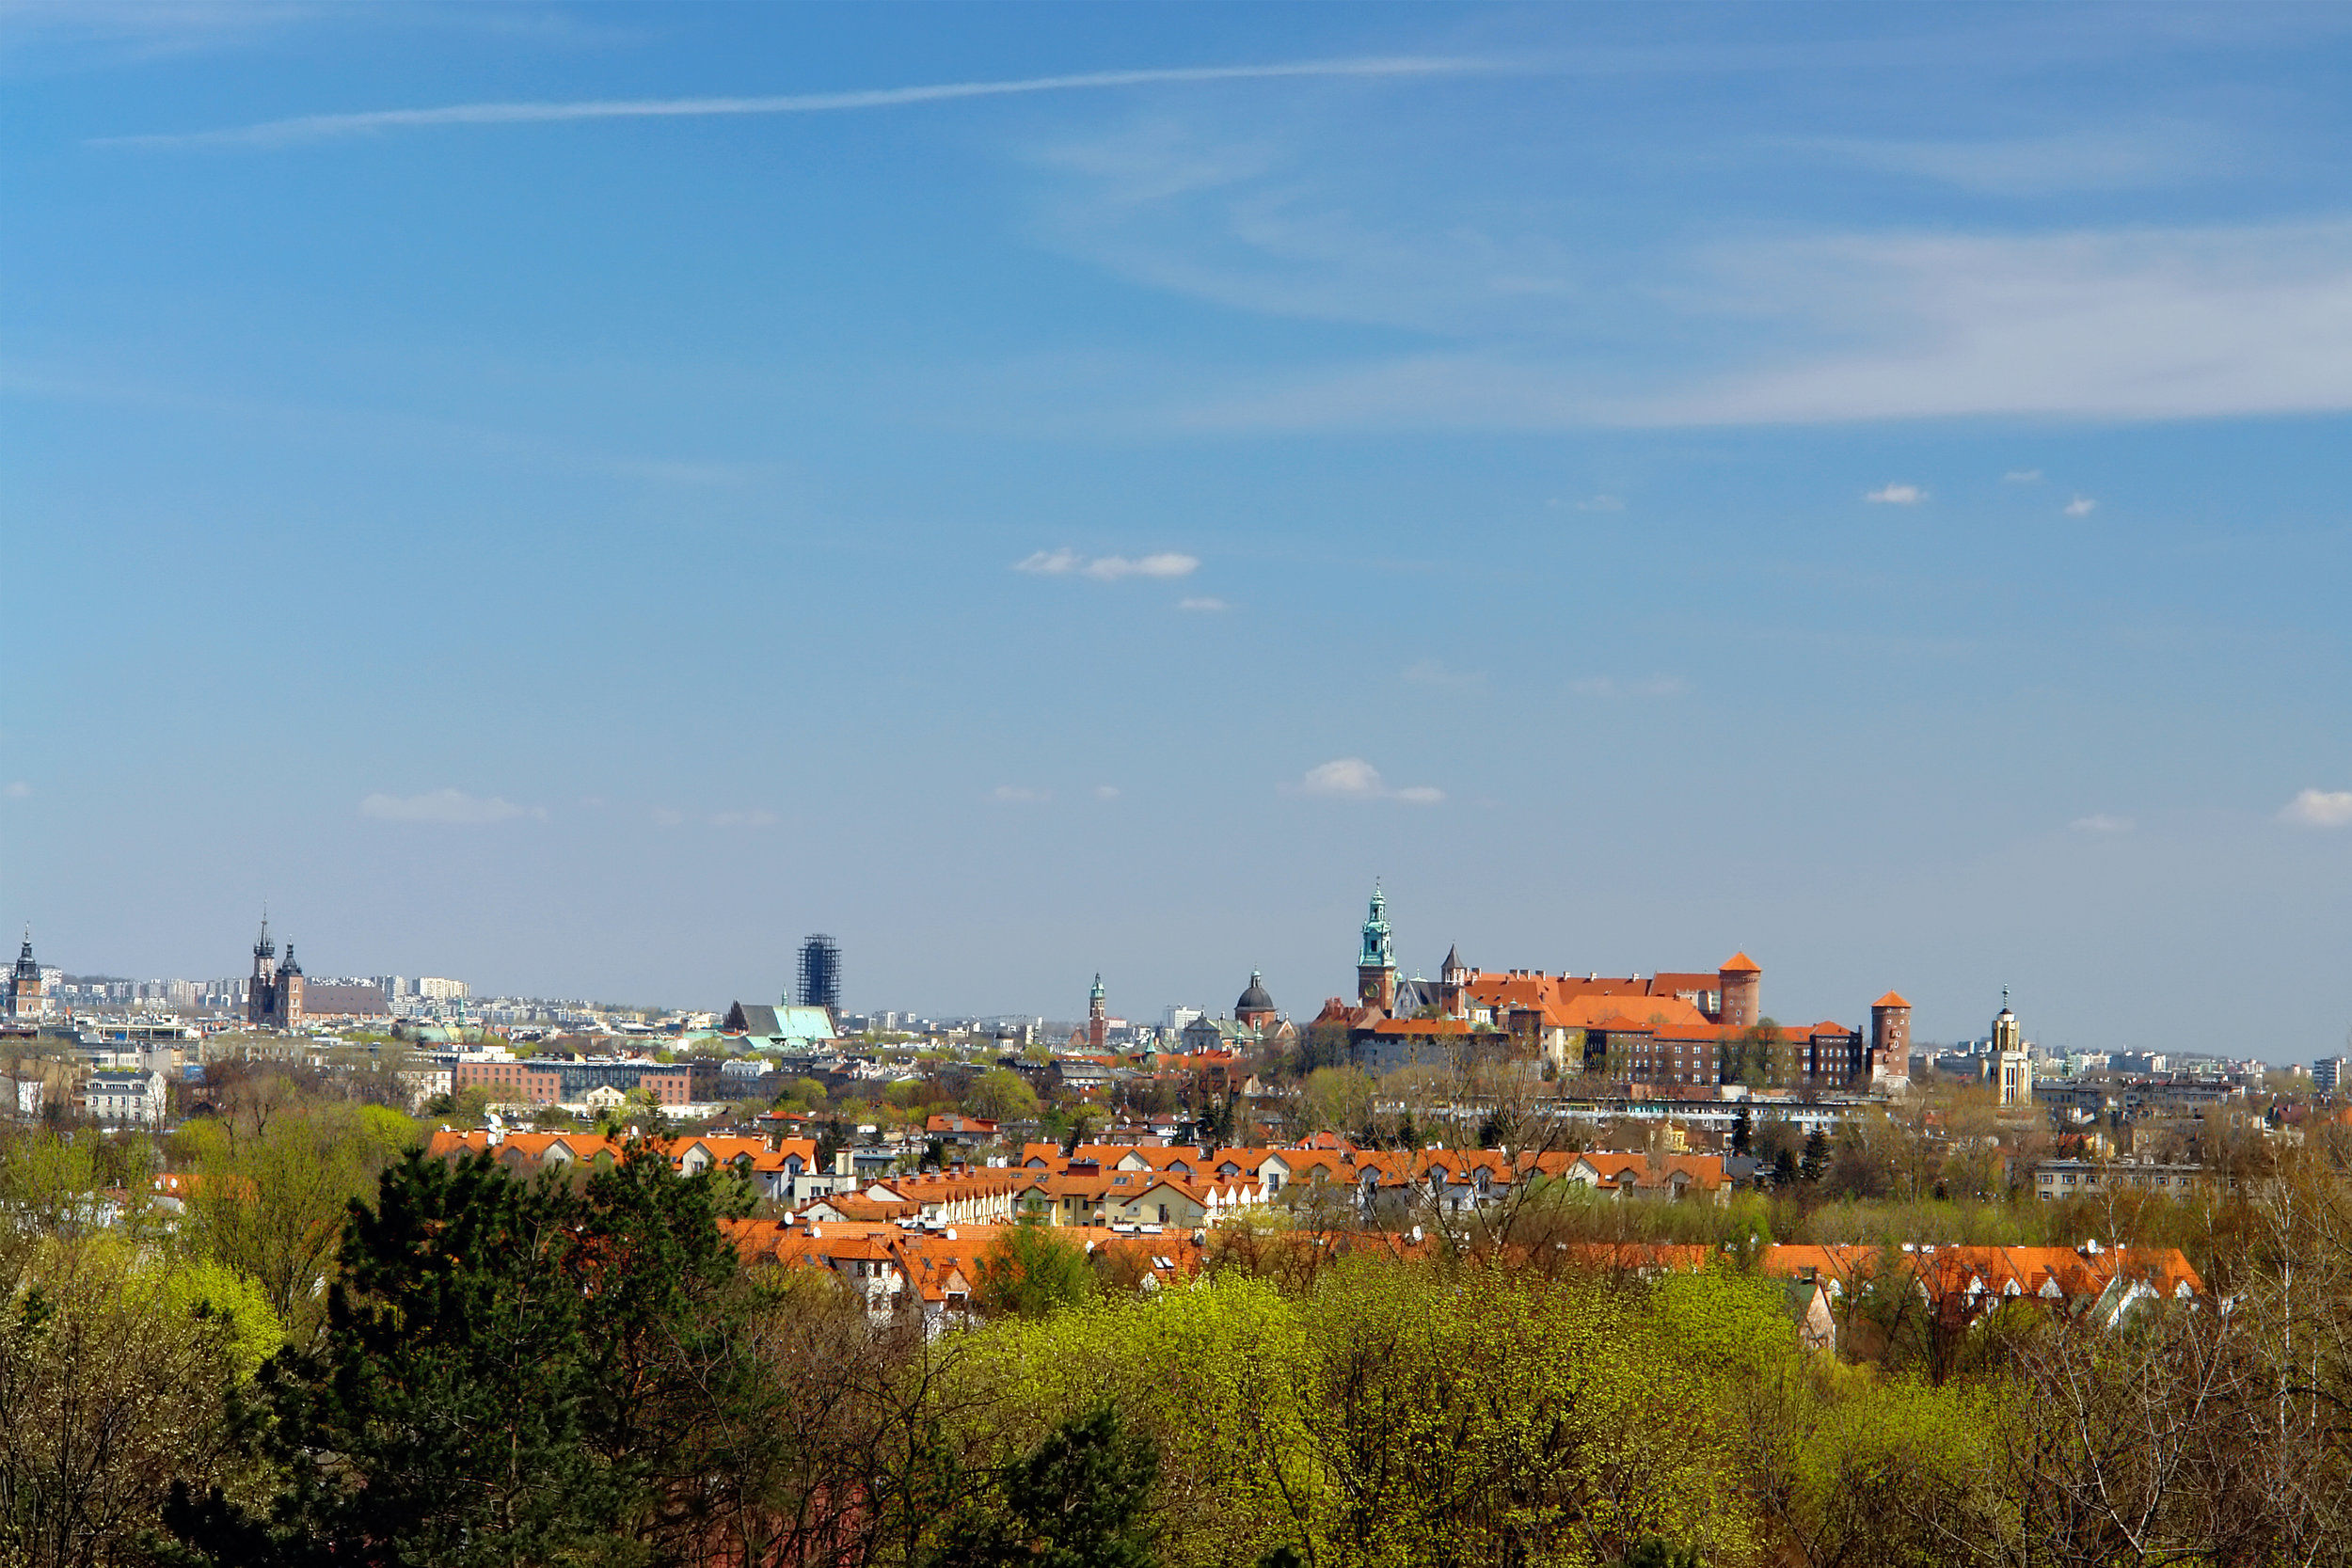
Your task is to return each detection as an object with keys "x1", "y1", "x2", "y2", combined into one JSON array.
[
  {"x1": 6, "y1": 929, "x2": 44, "y2": 1022},
  {"x1": 1356, "y1": 883, "x2": 1398, "y2": 1012},
  {"x1": 246, "y1": 915, "x2": 278, "y2": 1028},
  {"x1": 1087, "y1": 973, "x2": 1107, "y2": 1049}
]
